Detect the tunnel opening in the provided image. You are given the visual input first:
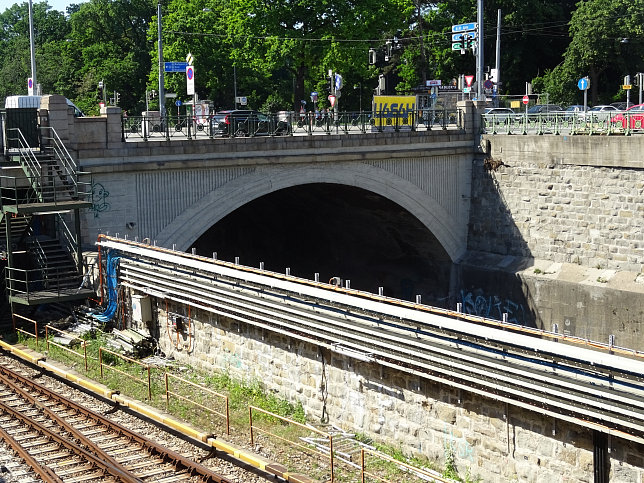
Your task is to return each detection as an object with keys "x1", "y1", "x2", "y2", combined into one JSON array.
[{"x1": 192, "y1": 183, "x2": 453, "y2": 305}]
